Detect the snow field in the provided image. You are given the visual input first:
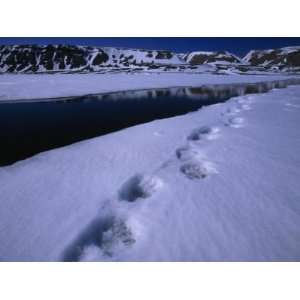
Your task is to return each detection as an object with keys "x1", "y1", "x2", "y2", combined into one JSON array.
[
  {"x1": 63, "y1": 92, "x2": 255, "y2": 261},
  {"x1": 1, "y1": 82, "x2": 300, "y2": 261}
]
